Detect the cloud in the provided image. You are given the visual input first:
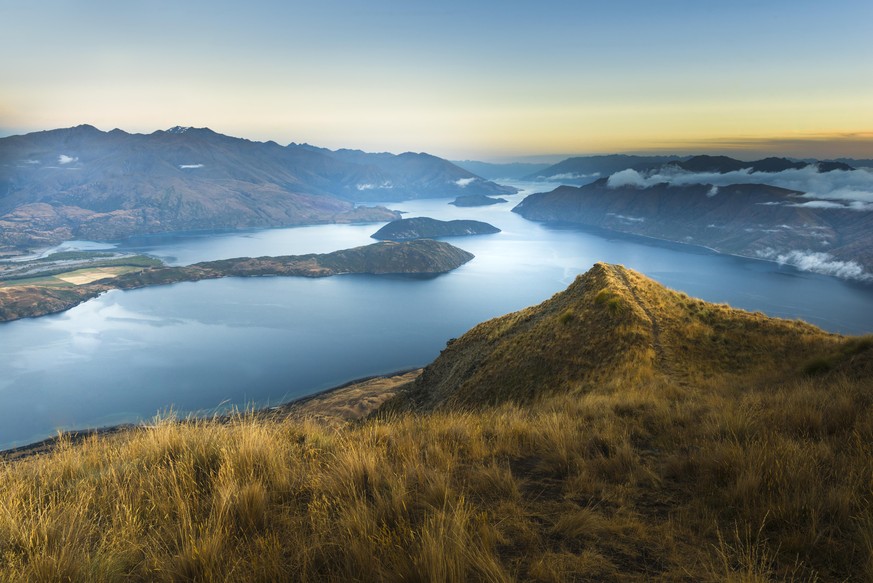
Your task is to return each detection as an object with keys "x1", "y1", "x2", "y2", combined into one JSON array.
[
  {"x1": 604, "y1": 164, "x2": 873, "y2": 205},
  {"x1": 757, "y1": 249, "x2": 872, "y2": 281},
  {"x1": 791, "y1": 200, "x2": 847, "y2": 209},
  {"x1": 707, "y1": 186, "x2": 719, "y2": 197},
  {"x1": 606, "y1": 169, "x2": 649, "y2": 189},
  {"x1": 454, "y1": 177, "x2": 477, "y2": 187},
  {"x1": 178, "y1": 164, "x2": 204, "y2": 169},
  {"x1": 787, "y1": 200, "x2": 873, "y2": 211},
  {"x1": 606, "y1": 213, "x2": 644, "y2": 223},
  {"x1": 58, "y1": 154, "x2": 78, "y2": 165},
  {"x1": 356, "y1": 181, "x2": 394, "y2": 191},
  {"x1": 544, "y1": 172, "x2": 600, "y2": 181}
]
